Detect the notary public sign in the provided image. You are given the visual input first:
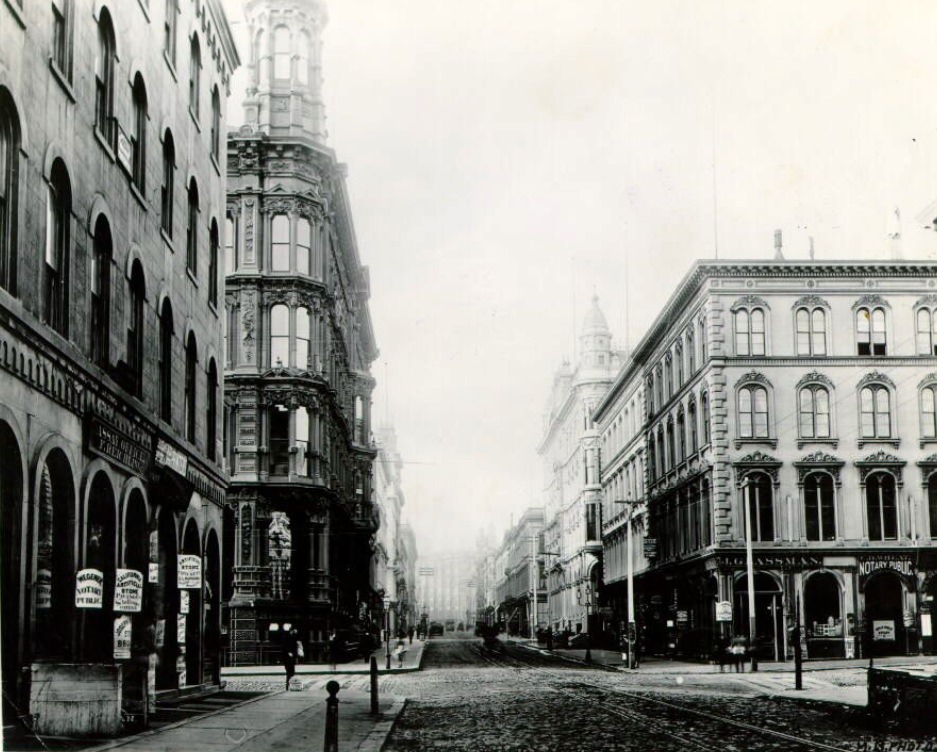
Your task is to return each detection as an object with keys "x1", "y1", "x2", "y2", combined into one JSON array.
[
  {"x1": 114, "y1": 569, "x2": 143, "y2": 613},
  {"x1": 177, "y1": 555, "x2": 202, "y2": 589},
  {"x1": 643, "y1": 538, "x2": 657, "y2": 558},
  {"x1": 75, "y1": 569, "x2": 104, "y2": 608},
  {"x1": 858, "y1": 556, "x2": 914, "y2": 579}
]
